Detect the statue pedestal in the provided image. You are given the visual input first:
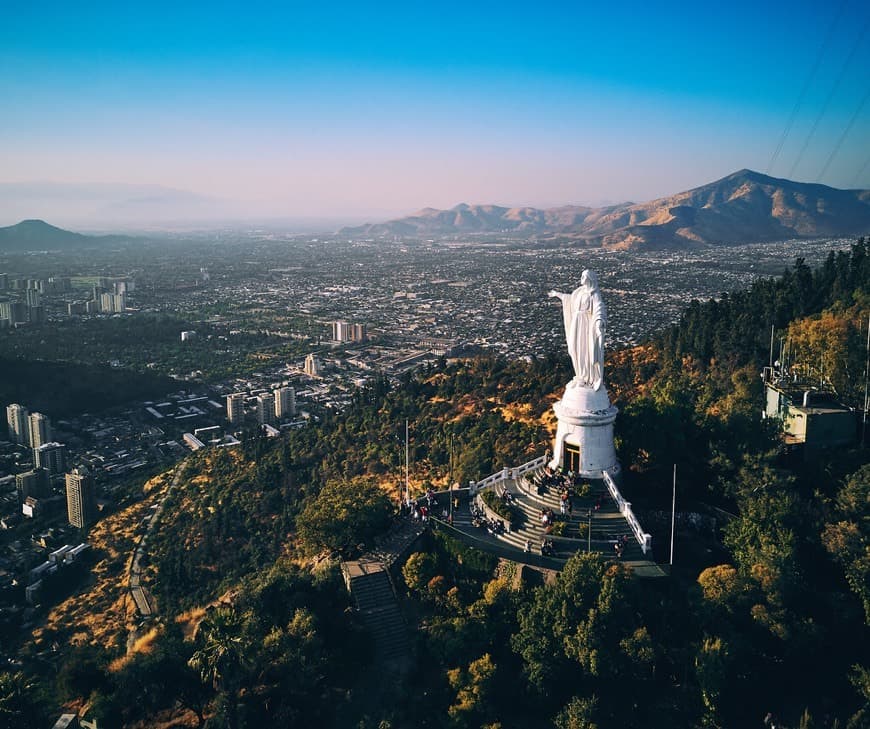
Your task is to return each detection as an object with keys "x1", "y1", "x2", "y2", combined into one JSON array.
[{"x1": 549, "y1": 380, "x2": 620, "y2": 479}]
